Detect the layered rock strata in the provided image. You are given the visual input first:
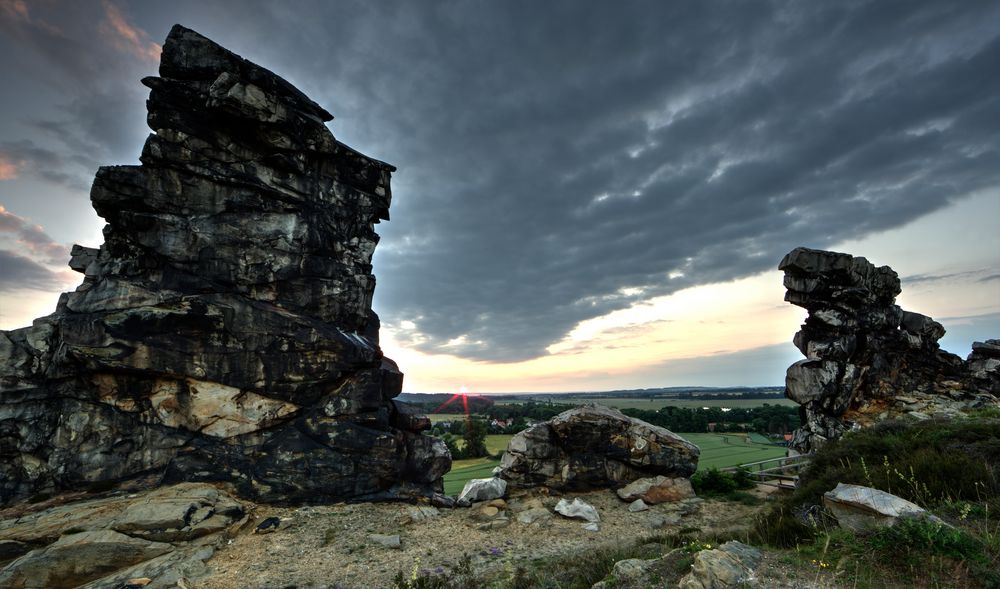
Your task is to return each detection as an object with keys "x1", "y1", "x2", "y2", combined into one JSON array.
[
  {"x1": 498, "y1": 404, "x2": 699, "y2": 491},
  {"x1": 780, "y1": 247, "x2": 1000, "y2": 453},
  {"x1": 0, "y1": 25, "x2": 449, "y2": 505}
]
